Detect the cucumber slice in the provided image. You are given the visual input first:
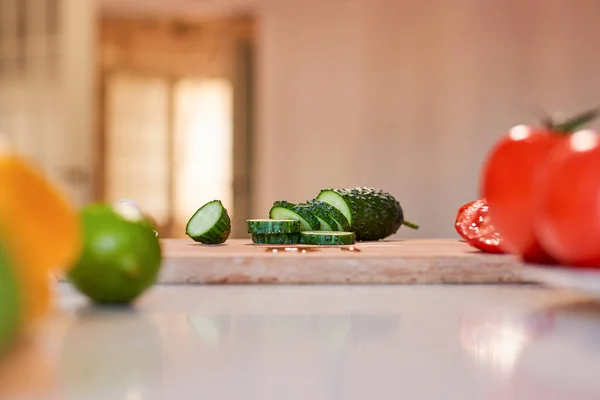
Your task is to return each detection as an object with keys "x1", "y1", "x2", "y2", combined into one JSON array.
[
  {"x1": 246, "y1": 219, "x2": 301, "y2": 234},
  {"x1": 269, "y1": 201, "x2": 320, "y2": 231},
  {"x1": 306, "y1": 200, "x2": 350, "y2": 231},
  {"x1": 314, "y1": 216, "x2": 332, "y2": 231},
  {"x1": 299, "y1": 231, "x2": 355, "y2": 245},
  {"x1": 185, "y1": 200, "x2": 231, "y2": 244},
  {"x1": 316, "y1": 190, "x2": 353, "y2": 225},
  {"x1": 252, "y1": 233, "x2": 300, "y2": 244}
]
